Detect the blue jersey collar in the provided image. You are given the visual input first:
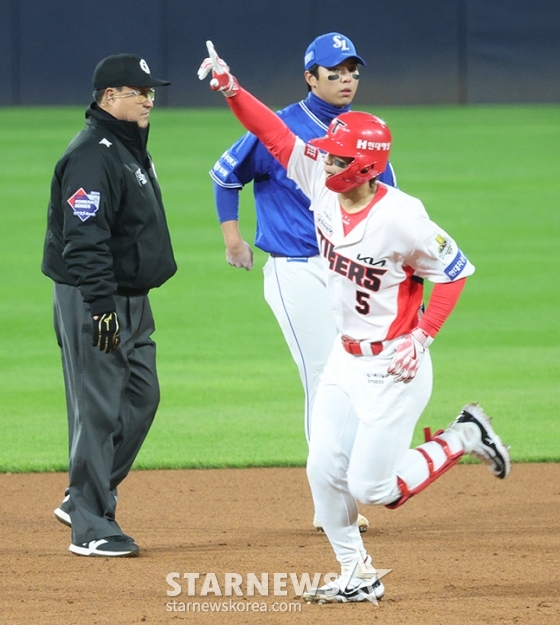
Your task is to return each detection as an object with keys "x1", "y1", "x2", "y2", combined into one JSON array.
[{"x1": 303, "y1": 92, "x2": 351, "y2": 126}]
